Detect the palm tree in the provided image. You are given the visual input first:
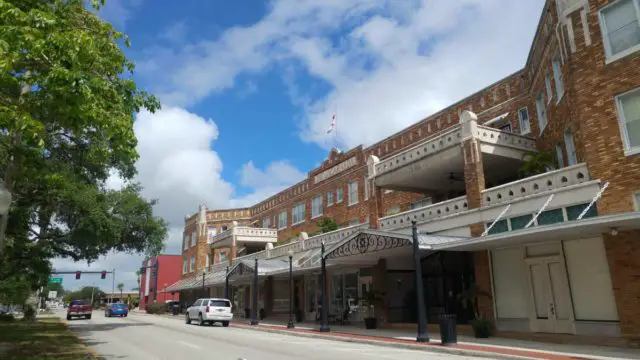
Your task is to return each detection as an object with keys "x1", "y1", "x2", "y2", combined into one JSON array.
[{"x1": 117, "y1": 283, "x2": 125, "y2": 303}]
